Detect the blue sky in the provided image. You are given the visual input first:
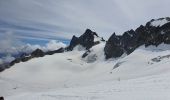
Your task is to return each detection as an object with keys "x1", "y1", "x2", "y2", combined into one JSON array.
[{"x1": 0, "y1": 0, "x2": 170, "y2": 46}]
